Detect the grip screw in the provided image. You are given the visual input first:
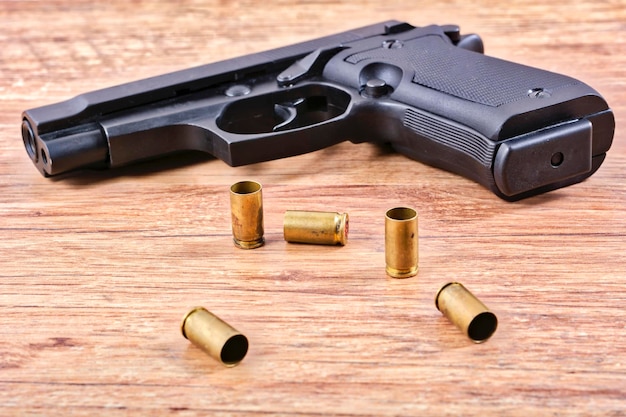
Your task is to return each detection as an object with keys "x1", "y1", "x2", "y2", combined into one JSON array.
[{"x1": 528, "y1": 88, "x2": 551, "y2": 98}]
